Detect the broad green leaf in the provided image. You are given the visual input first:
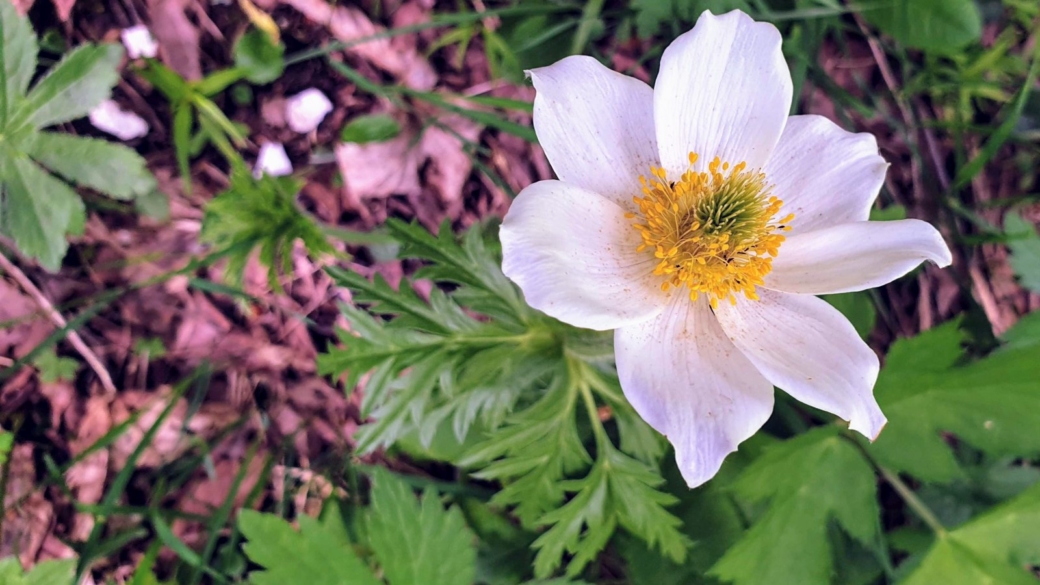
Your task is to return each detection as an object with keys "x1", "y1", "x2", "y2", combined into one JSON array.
[
  {"x1": 0, "y1": 151, "x2": 85, "y2": 270},
  {"x1": 17, "y1": 43, "x2": 123, "y2": 129},
  {"x1": 1004, "y1": 212, "x2": 1040, "y2": 293},
  {"x1": 24, "y1": 131, "x2": 156, "y2": 199},
  {"x1": 32, "y1": 348, "x2": 79, "y2": 383},
  {"x1": 1002, "y1": 309, "x2": 1040, "y2": 351},
  {"x1": 710, "y1": 427, "x2": 878, "y2": 585},
  {"x1": 870, "y1": 321, "x2": 1040, "y2": 483},
  {"x1": 366, "y1": 468, "x2": 477, "y2": 585},
  {"x1": 0, "y1": 558, "x2": 76, "y2": 585},
  {"x1": 0, "y1": 0, "x2": 38, "y2": 122},
  {"x1": 902, "y1": 482, "x2": 1040, "y2": 584},
  {"x1": 861, "y1": 0, "x2": 981, "y2": 54},
  {"x1": 341, "y1": 113, "x2": 402, "y2": 144},
  {"x1": 233, "y1": 29, "x2": 285, "y2": 84},
  {"x1": 0, "y1": 431, "x2": 12, "y2": 465},
  {"x1": 238, "y1": 509, "x2": 380, "y2": 585}
]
